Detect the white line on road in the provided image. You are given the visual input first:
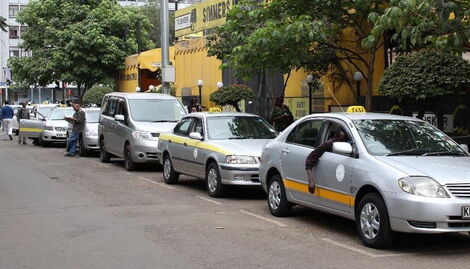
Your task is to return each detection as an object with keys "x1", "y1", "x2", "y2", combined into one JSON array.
[
  {"x1": 196, "y1": 196, "x2": 223, "y2": 205},
  {"x1": 137, "y1": 176, "x2": 176, "y2": 190},
  {"x1": 321, "y1": 238, "x2": 411, "y2": 258},
  {"x1": 121, "y1": 171, "x2": 133, "y2": 176},
  {"x1": 239, "y1": 209, "x2": 287, "y2": 227}
]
